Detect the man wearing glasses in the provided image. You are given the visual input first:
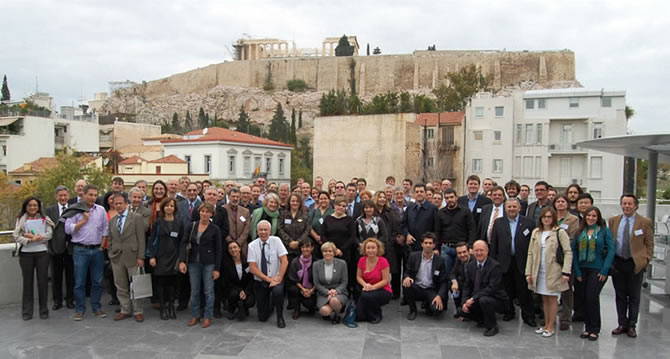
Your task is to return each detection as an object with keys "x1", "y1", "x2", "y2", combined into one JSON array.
[{"x1": 525, "y1": 181, "x2": 552, "y2": 223}]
